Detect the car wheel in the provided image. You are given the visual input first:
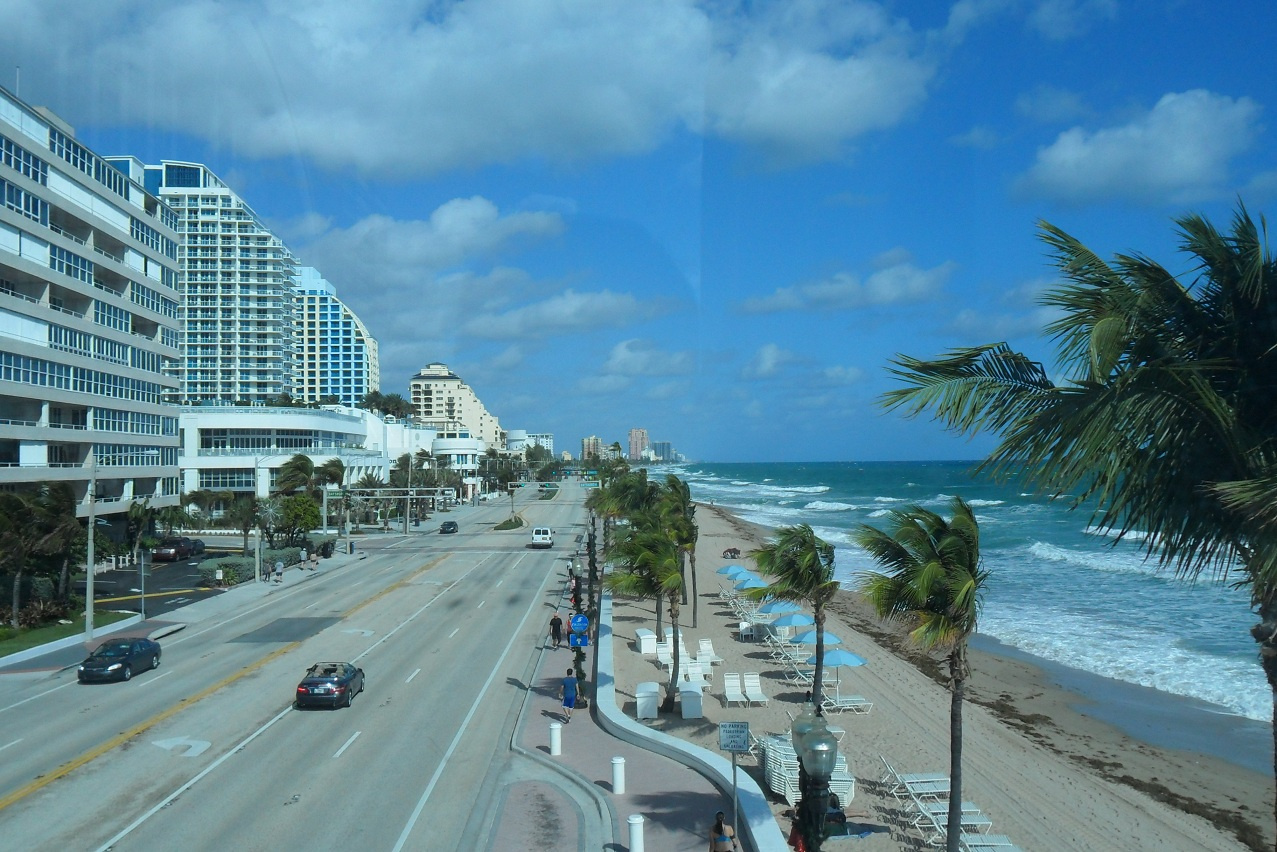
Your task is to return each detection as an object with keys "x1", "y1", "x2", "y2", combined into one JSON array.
[
  {"x1": 121, "y1": 666, "x2": 132, "y2": 681},
  {"x1": 152, "y1": 654, "x2": 160, "y2": 671},
  {"x1": 342, "y1": 688, "x2": 352, "y2": 708}
]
